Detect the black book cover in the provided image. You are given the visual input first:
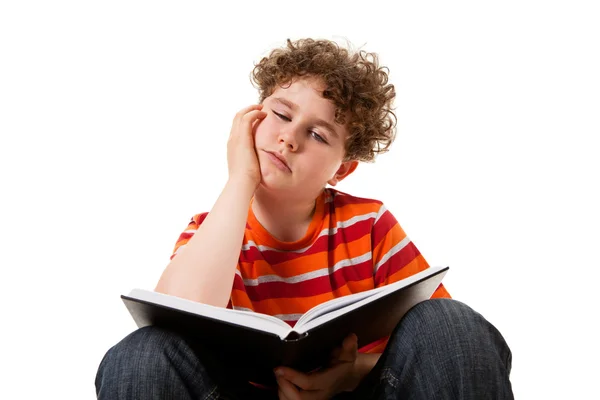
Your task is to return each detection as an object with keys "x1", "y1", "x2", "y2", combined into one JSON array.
[{"x1": 121, "y1": 266, "x2": 448, "y2": 385}]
